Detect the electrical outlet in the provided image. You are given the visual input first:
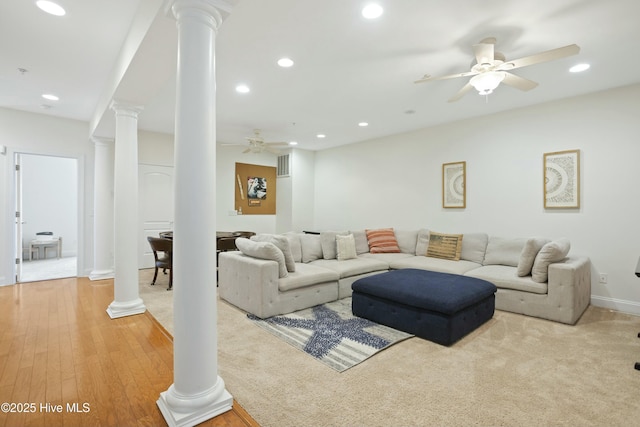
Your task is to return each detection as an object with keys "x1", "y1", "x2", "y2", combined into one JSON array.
[{"x1": 599, "y1": 273, "x2": 608, "y2": 284}]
